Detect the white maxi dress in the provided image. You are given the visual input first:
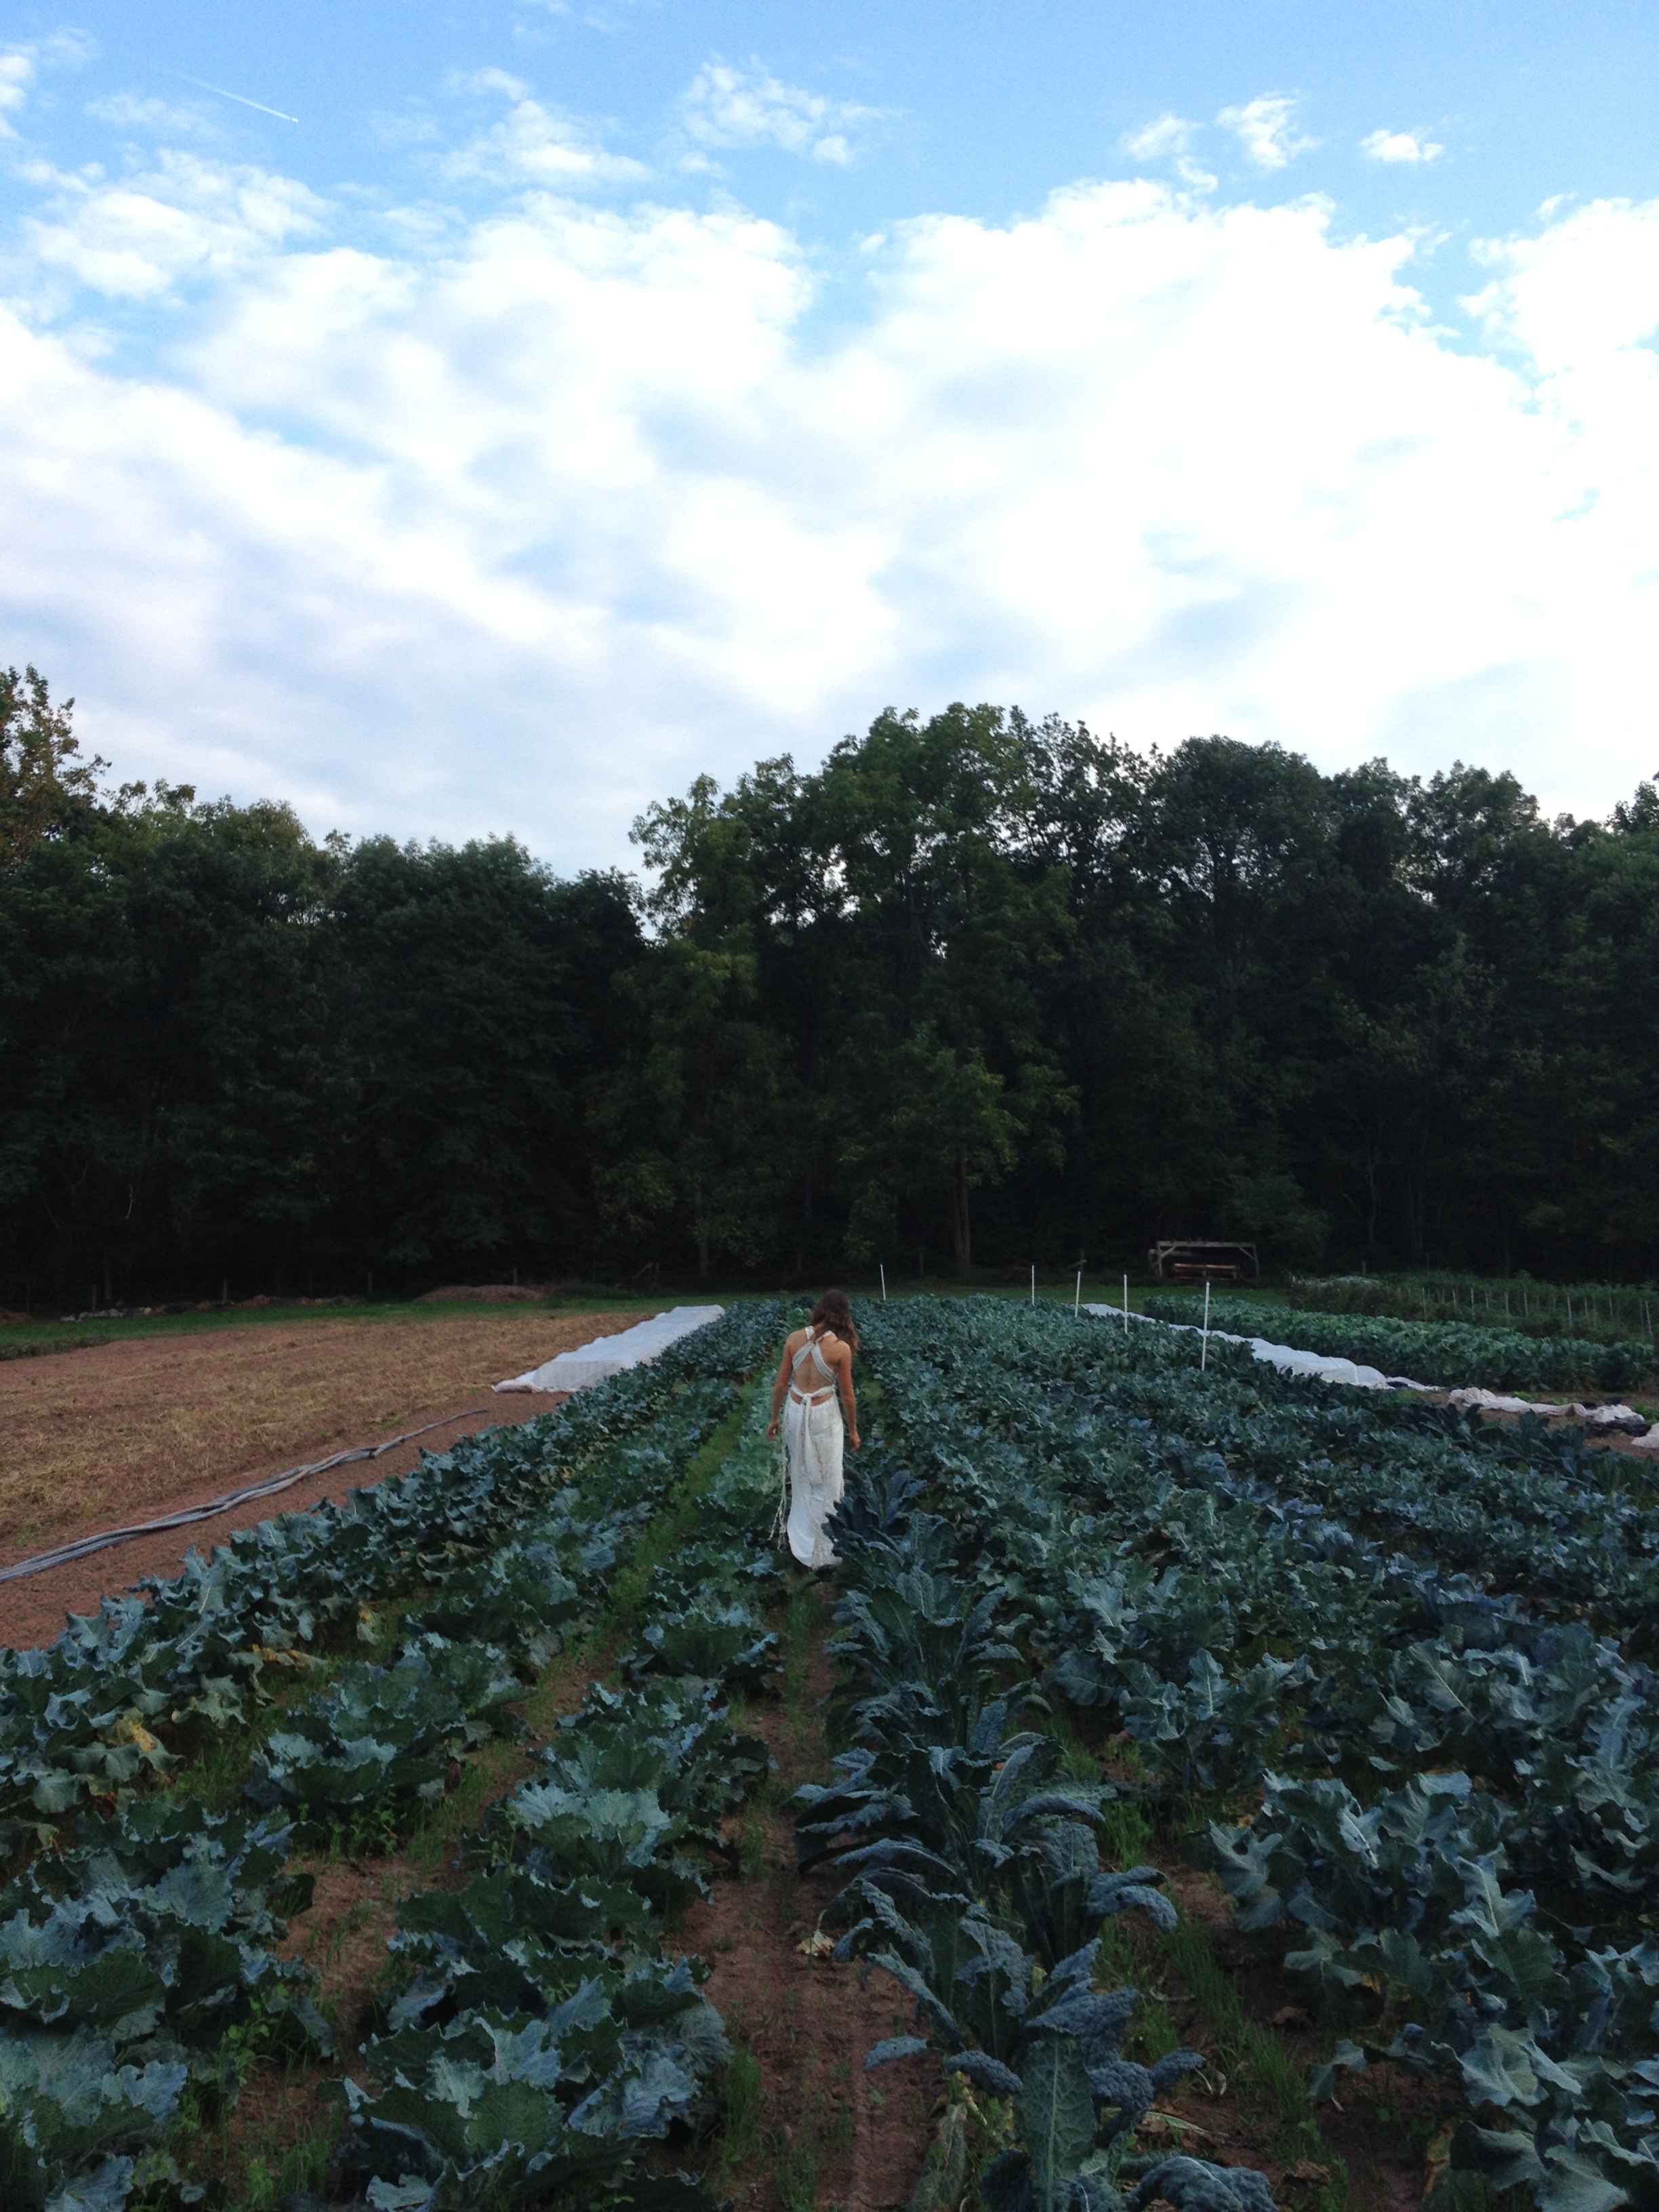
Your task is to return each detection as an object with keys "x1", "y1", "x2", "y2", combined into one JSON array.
[{"x1": 782, "y1": 1326, "x2": 845, "y2": 1568}]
